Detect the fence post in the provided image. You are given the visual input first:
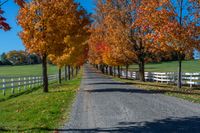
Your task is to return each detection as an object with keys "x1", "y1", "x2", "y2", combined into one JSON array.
[
  {"x1": 32, "y1": 77, "x2": 34, "y2": 88},
  {"x1": 28, "y1": 77, "x2": 30, "y2": 88},
  {"x1": 167, "y1": 73, "x2": 169, "y2": 84},
  {"x1": 18, "y1": 77, "x2": 21, "y2": 92},
  {"x1": 11, "y1": 78, "x2": 14, "y2": 94},
  {"x1": 37, "y1": 77, "x2": 39, "y2": 86},
  {"x1": 2, "y1": 79, "x2": 6, "y2": 96},
  {"x1": 24, "y1": 77, "x2": 26, "y2": 90},
  {"x1": 190, "y1": 75, "x2": 192, "y2": 88}
]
